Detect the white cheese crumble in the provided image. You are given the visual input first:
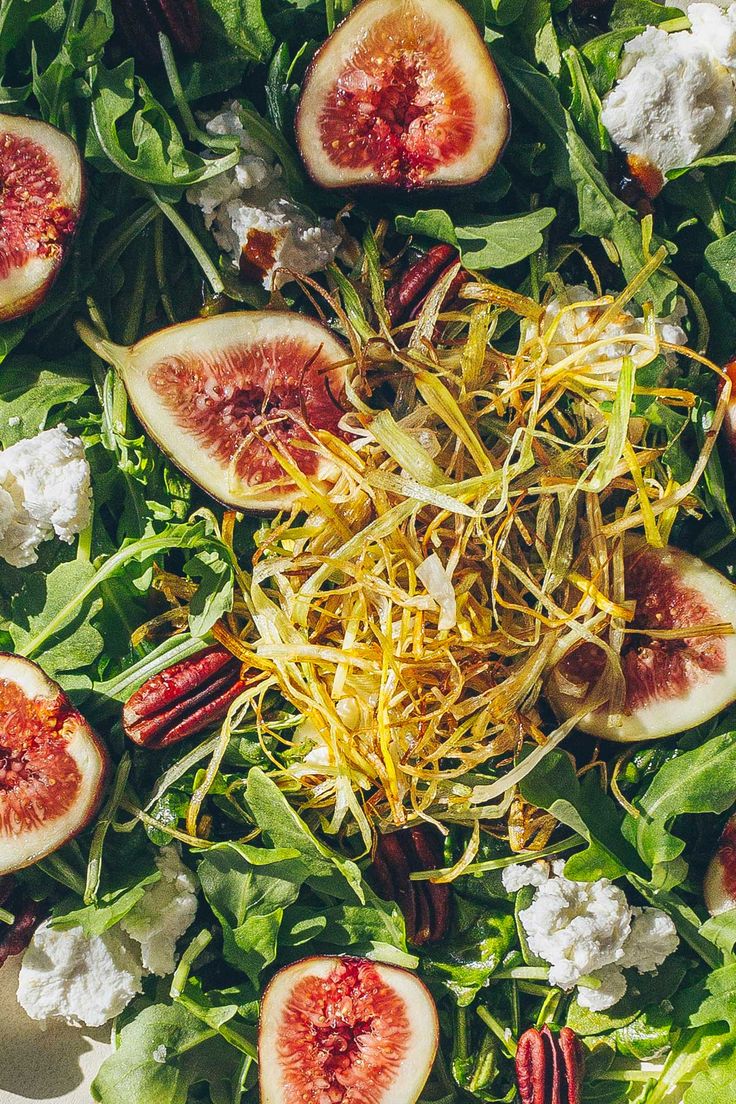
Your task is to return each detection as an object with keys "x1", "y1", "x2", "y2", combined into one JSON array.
[
  {"x1": 506, "y1": 860, "x2": 678, "y2": 1011},
  {"x1": 541, "y1": 284, "x2": 686, "y2": 400},
  {"x1": 17, "y1": 847, "x2": 198, "y2": 1028},
  {"x1": 0, "y1": 426, "x2": 92, "y2": 568},
  {"x1": 601, "y1": 8, "x2": 736, "y2": 178},
  {"x1": 187, "y1": 102, "x2": 341, "y2": 290},
  {"x1": 17, "y1": 921, "x2": 143, "y2": 1029},
  {"x1": 120, "y1": 846, "x2": 199, "y2": 975},
  {"x1": 501, "y1": 860, "x2": 552, "y2": 894}
]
